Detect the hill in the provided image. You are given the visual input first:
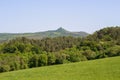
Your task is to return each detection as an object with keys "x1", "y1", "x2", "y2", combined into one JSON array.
[
  {"x1": 87, "y1": 26, "x2": 120, "y2": 41},
  {"x1": 0, "y1": 27, "x2": 88, "y2": 41},
  {"x1": 0, "y1": 56, "x2": 120, "y2": 80},
  {"x1": 0, "y1": 26, "x2": 120, "y2": 74}
]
